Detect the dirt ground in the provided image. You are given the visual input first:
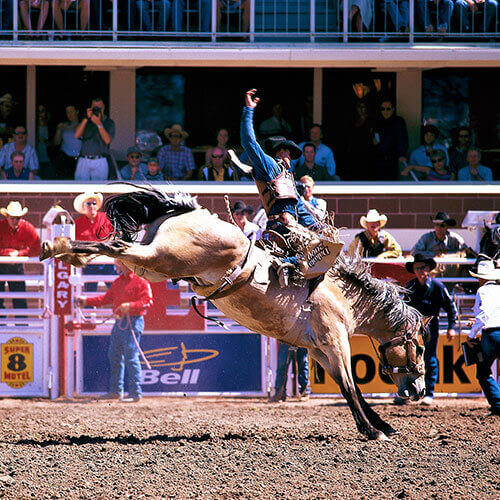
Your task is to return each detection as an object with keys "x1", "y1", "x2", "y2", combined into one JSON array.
[{"x1": 0, "y1": 397, "x2": 498, "y2": 499}]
